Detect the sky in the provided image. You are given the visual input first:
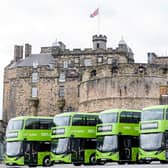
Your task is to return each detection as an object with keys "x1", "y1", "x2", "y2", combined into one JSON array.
[{"x1": 0, "y1": 0, "x2": 168, "y2": 119}]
